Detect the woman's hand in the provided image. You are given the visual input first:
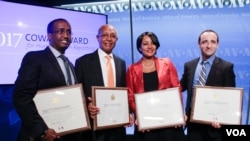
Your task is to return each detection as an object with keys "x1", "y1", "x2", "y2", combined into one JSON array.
[
  {"x1": 135, "y1": 119, "x2": 150, "y2": 133},
  {"x1": 124, "y1": 114, "x2": 134, "y2": 127}
]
